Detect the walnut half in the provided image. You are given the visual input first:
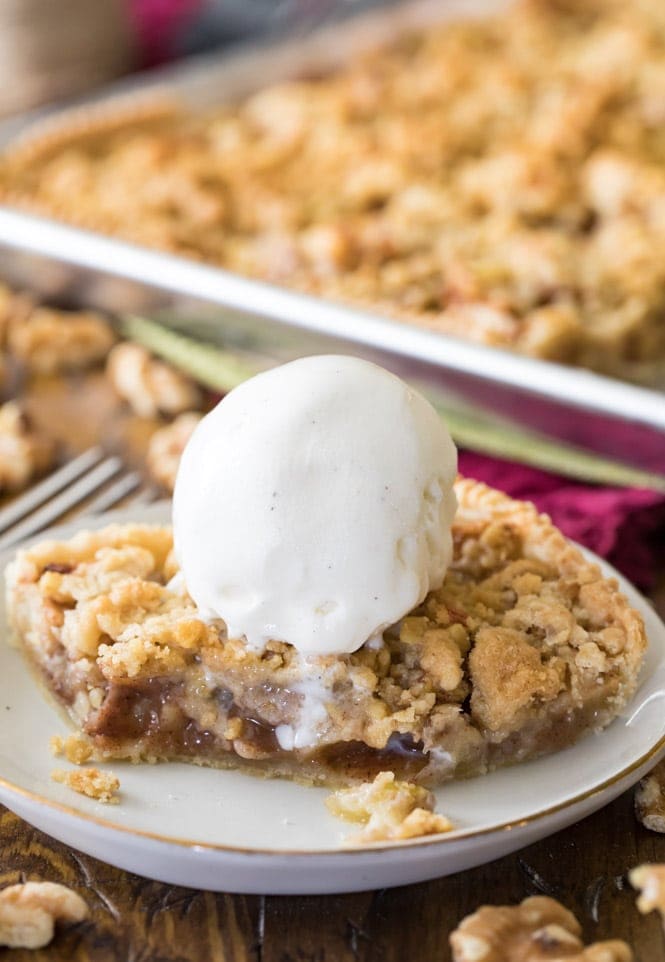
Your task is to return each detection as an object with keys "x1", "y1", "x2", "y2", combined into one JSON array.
[
  {"x1": 449, "y1": 896, "x2": 633, "y2": 962},
  {"x1": 0, "y1": 881, "x2": 88, "y2": 949},
  {"x1": 630, "y1": 864, "x2": 665, "y2": 927},
  {"x1": 634, "y1": 760, "x2": 665, "y2": 833},
  {"x1": 107, "y1": 342, "x2": 202, "y2": 418},
  {"x1": 146, "y1": 411, "x2": 202, "y2": 492}
]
